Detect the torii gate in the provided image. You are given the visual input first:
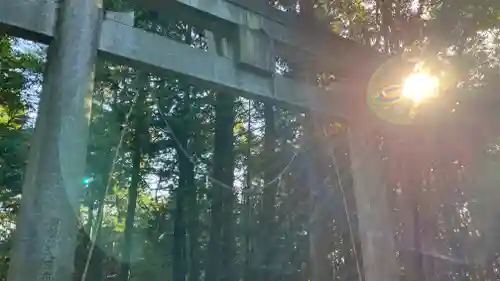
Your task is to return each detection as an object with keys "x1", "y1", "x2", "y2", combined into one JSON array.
[{"x1": 0, "y1": 0, "x2": 398, "y2": 281}]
